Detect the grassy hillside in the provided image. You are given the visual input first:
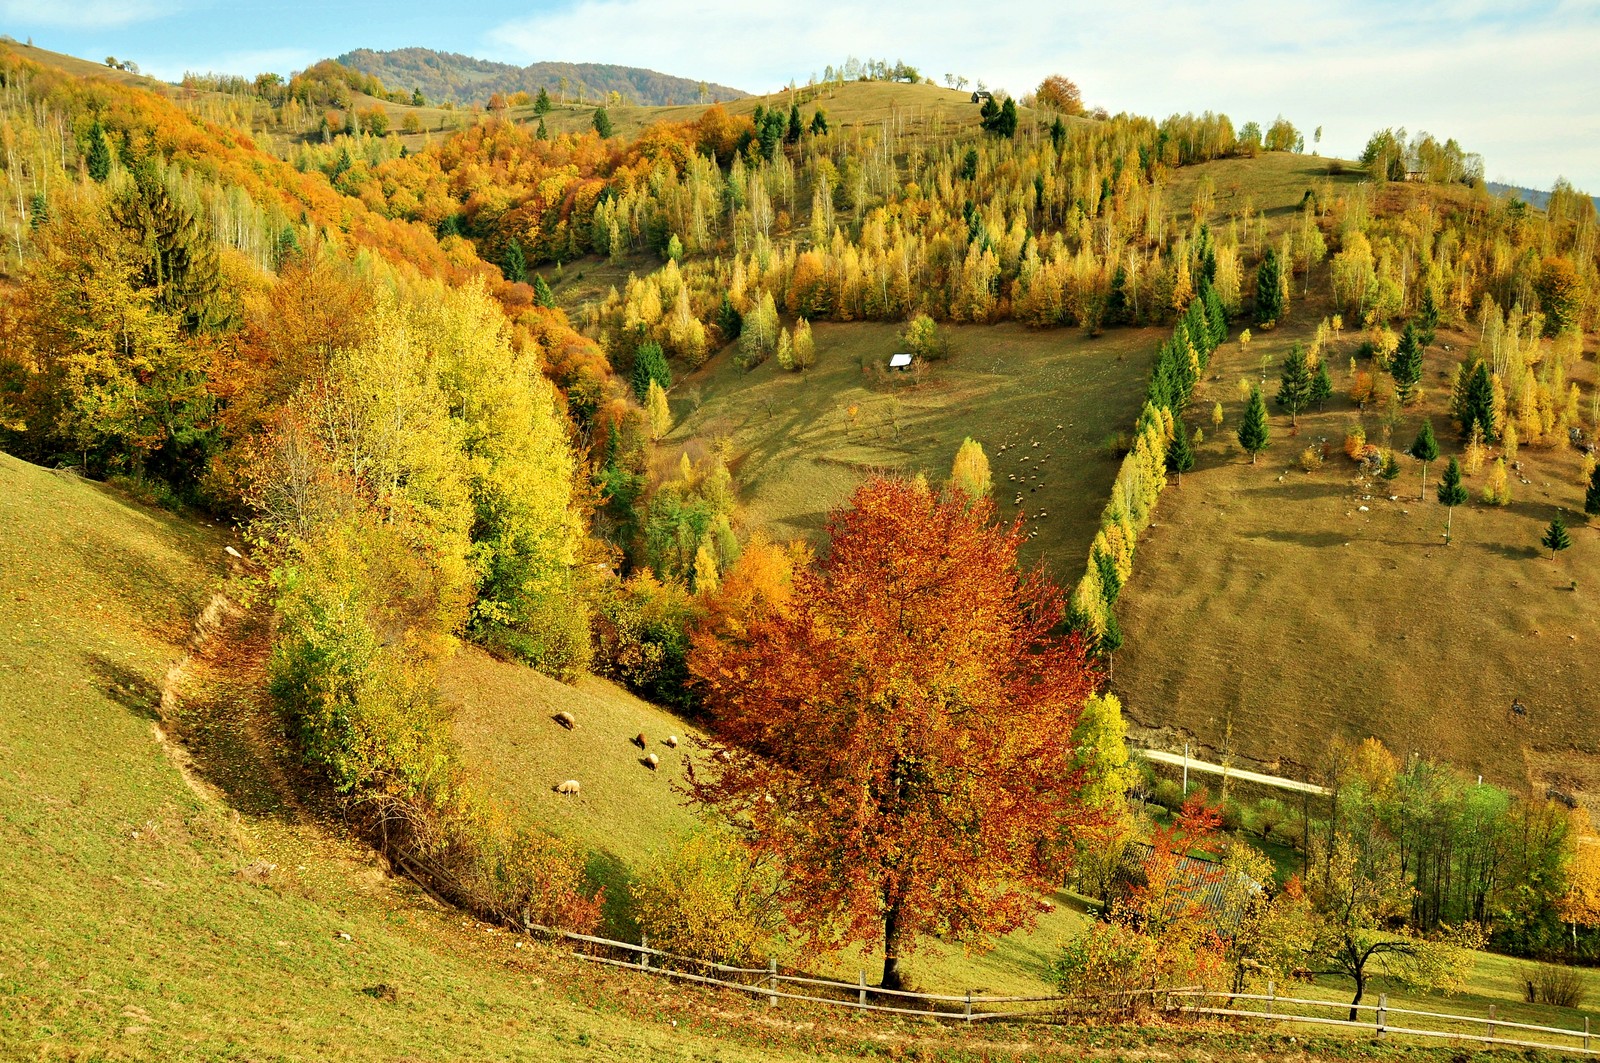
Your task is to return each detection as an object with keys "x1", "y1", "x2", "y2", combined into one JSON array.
[{"x1": 667, "y1": 321, "x2": 1159, "y2": 569}]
